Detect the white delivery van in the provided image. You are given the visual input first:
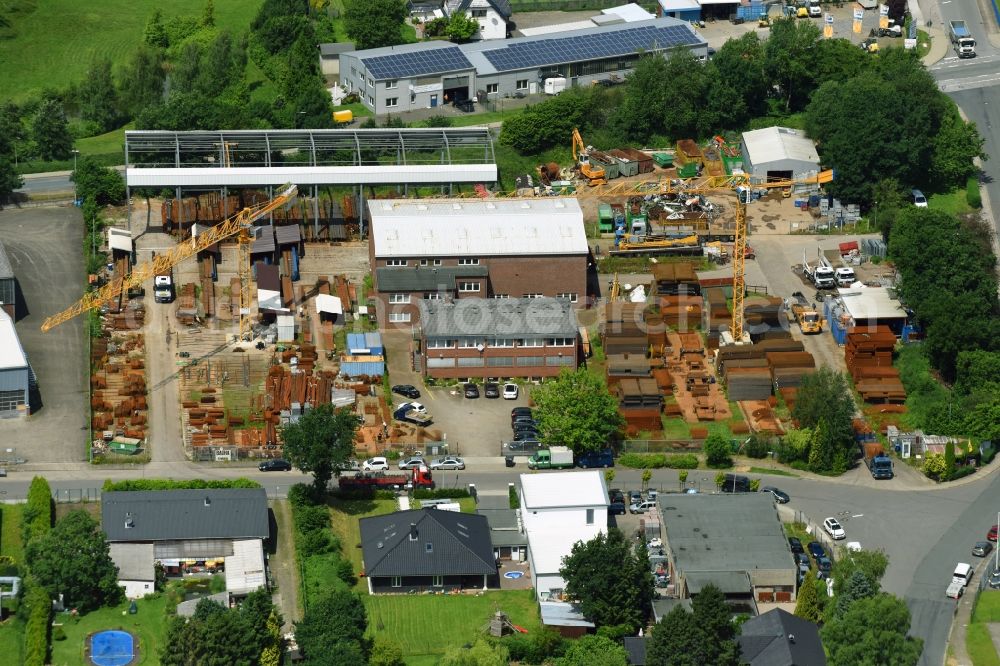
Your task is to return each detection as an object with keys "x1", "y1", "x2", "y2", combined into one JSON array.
[
  {"x1": 953, "y1": 562, "x2": 974, "y2": 586},
  {"x1": 946, "y1": 579, "x2": 965, "y2": 599}
]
